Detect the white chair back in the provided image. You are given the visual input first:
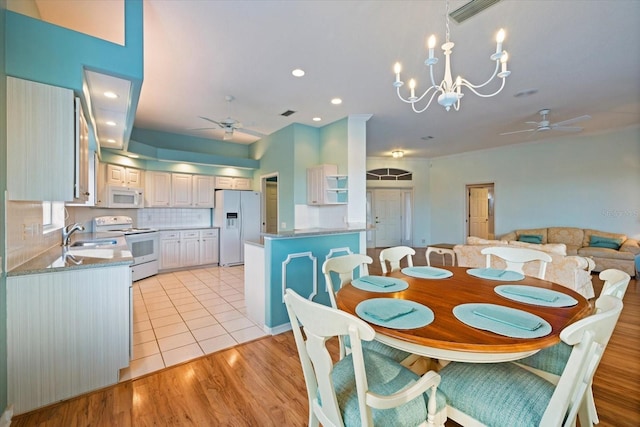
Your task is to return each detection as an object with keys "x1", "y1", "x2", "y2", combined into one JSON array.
[
  {"x1": 379, "y1": 246, "x2": 415, "y2": 274},
  {"x1": 599, "y1": 268, "x2": 631, "y2": 300},
  {"x1": 540, "y1": 295, "x2": 623, "y2": 426},
  {"x1": 481, "y1": 246, "x2": 552, "y2": 279},
  {"x1": 322, "y1": 254, "x2": 372, "y2": 309}
]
